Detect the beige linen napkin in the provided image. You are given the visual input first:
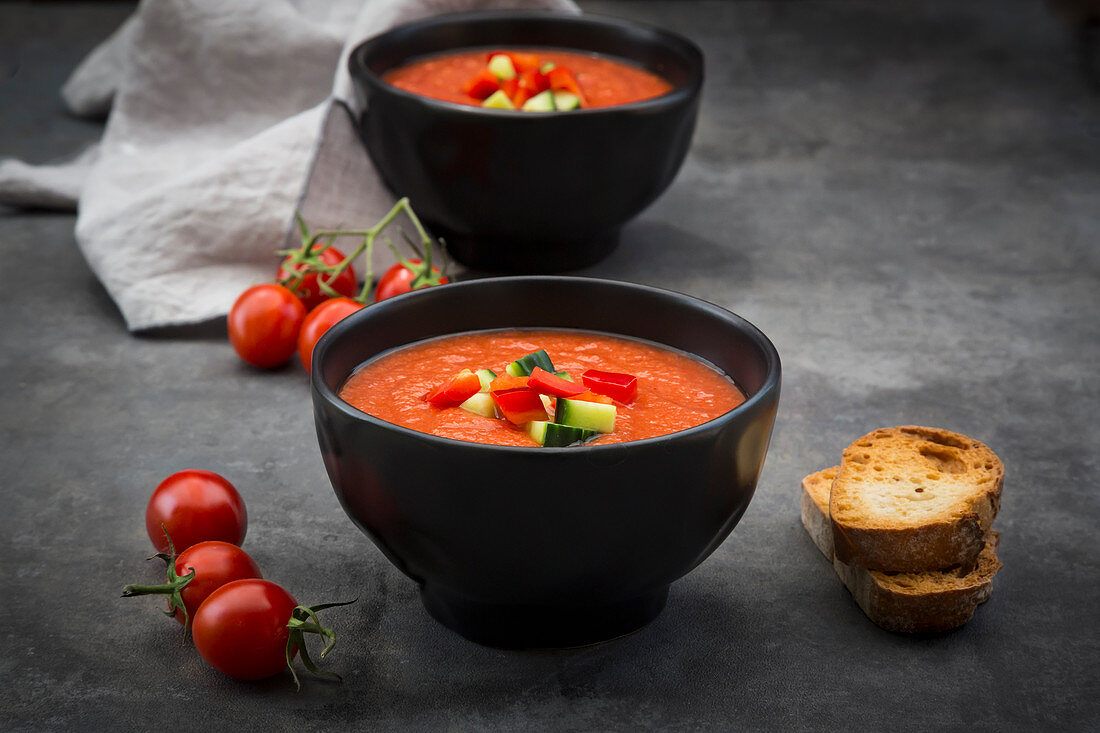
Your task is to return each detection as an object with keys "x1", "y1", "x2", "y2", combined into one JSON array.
[{"x1": 0, "y1": 0, "x2": 576, "y2": 329}]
